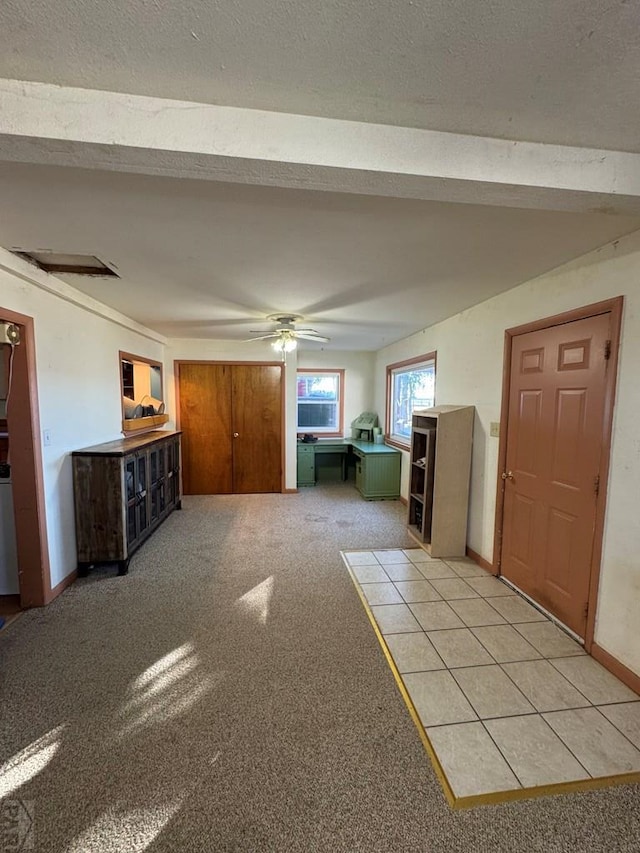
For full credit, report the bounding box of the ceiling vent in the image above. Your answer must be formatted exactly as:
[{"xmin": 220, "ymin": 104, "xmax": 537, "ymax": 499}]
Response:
[{"xmin": 11, "ymin": 250, "xmax": 119, "ymax": 277}]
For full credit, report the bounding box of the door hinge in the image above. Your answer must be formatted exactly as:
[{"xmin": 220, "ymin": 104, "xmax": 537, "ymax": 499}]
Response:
[
  {"xmin": 604, "ymin": 339, "xmax": 612, "ymax": 360},
  {"xmin": 583, "ymin": 601, "xmax": 589, "ymax": 619},
  {"xmin": 594, "ymin": 474, "xmax": 600, "ymax": 496}
]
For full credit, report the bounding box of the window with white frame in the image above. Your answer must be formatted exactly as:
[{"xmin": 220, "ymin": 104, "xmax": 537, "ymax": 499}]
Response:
[
  {"xmin": 297, "ymin": 370, "xmax": 344, "ymax": 435},
  {"xmin": 386, "ymin": 354, "xmax": 436, "ymax": 446}
]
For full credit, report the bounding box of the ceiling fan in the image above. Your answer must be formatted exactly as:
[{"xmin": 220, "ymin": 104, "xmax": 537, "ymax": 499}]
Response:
[{"xmin": 246, "ymin": 314, "xmax": 330, "ymax": 354}]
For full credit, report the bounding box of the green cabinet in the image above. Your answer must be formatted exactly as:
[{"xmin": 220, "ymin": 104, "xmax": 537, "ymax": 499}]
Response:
[
  {"xmin": 297, "ymin": 445, "xmax": 316, "ymax": 486},
  {"xmin": 297, "ymin": 439, "xmax": 401, "ymax": 499},
  {"xmin": 352, "ymin": 442, "xmax": 401, "ymax": 500}
]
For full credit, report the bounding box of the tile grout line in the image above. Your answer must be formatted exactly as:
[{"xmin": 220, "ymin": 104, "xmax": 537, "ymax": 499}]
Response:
[
  {"xmin": 495, "ymin": 659, "xmax": 592, "ymax": 712},
  {"xmin": 544, "ymin": 656, "xmax": 620, "ymax": 703},
  {"xmin": 449, "ymin": 661, "xmax": 535, "ymax": 722},
  {"xmin": 554, "ymin": 705, "xmax": 640, "ymax": 760},
  {"xmin": 343, "ymin": 550, "xmax": 640, "ymax": 807},
  {"xmin": 536, "ymin": 708, "xmax": 607, "ymax": 778},
  {"xmin": 426, "ymin": 628, "xmax": 500, "ymax": 670},
  {"xmin": 479, "ymin": 714, "xmax": 592, "ymax": 788},
  {"xmin": 510, "ymin": 622, "xmax": 587, "ymax": 658}
]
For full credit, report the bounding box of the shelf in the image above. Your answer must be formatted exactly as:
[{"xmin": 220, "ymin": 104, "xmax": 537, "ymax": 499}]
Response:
[
  {"xmin": 408, "ymin": 523, "xmax": 427, "ymax": 541},
  {"xmin": 407, "ymin": 405, "xmax": 474, "ymax": 556},
  {"xmin": 122, "ymin": 414, "xmax": 170, "ymax": 434}
]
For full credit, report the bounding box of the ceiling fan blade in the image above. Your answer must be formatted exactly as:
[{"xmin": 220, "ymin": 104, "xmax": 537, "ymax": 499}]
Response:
[
  {"xmin": 243, "ymin": 333, "xmax": 278, "ymax": 341},
  {"xmin": 295, "ymin": 332, "xmax": 330, "ymax": 342}
]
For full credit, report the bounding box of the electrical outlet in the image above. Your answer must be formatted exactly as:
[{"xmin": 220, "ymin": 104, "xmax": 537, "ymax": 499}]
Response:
[
  {"xmin": 490, "ymin": 422, "xmax": 500, "ymax": 438},
  {"xmin": 43, "ymin": 429, "xmax": 52, "ymax": 446}
]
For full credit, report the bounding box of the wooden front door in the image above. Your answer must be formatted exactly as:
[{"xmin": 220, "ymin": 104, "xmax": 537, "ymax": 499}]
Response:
[
  {"xmin": 178, "ymin": 363, "xmax": 282, "ymax": 495},
  {"xmin": 500, "ymin": 313, "xmax": 610, "ymax": 637}
]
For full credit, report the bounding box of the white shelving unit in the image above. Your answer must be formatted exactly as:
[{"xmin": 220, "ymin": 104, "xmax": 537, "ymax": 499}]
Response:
[{"xmin": 407, "ymin": 405, "xmax": 474, "ymax": 557}]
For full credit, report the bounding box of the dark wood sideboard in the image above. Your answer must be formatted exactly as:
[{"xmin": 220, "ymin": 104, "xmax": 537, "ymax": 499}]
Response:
[{"xmin": 72, "ymin": 430, "xmax": 181, "ymax": 576}]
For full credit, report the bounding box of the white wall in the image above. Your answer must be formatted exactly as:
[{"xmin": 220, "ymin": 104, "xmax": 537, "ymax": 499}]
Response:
[
  {"xmin": 166, "ymin": 341, "xmax": 376, "ymax": 490},
  {"xmin": 0, "ymin": 253, "xmax": 166, "ymax": 588},
  {"xmin": 297, "ymin": 349, "xmax": 377, "ymax": 433},
  {"xmin": 375, "ymin": 229, "xmax": 640, "ymax": 676}
]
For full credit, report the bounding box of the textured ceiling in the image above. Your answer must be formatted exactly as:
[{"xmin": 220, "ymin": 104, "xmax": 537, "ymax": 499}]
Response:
[
  {"xmin": 1, "ymin": 0, "xmax": 639, "ymax": 152},
  {"xmin": 1, "ymin": 163, "xmax": 637, "ymax": 350}
]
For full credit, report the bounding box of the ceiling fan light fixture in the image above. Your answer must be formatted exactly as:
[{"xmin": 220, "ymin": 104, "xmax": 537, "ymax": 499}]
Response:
[
  {"xmin": 245, "ymin": 313, "xmax": 329, "ymax": 352},
  {"xmin": 271, "ymin": 334, "xmax": 297, "ymax": 353}
]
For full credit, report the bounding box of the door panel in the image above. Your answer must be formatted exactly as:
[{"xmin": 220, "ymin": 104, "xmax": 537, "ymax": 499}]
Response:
[
  {"xmin": 552, "ymin": 389, "xmax": 586, "ymax": 489},
  {"xmin": 231, "ymin": 365, "xmax": 282, "ymax": 493},
  {"xmin": 501, "ymin": 313, "xmax": 609, "ymax": 637},
  {"xmin": 510, "ymin": 493, "xmax": 535, "ymax": 570},
  {"xmin": 515, "ymin": 390, "xmax": 542, "ymax": 475},
  {"xmin": 179, "ymin": 363, "xmax": 282, "ymax": 495},
  {"xmin": 179, "ymin": 363, "xmax": 233, "ymax": 494},
  {"xmin": 545, "ymin": 508, "xmax": 576, "ymax": 590}
]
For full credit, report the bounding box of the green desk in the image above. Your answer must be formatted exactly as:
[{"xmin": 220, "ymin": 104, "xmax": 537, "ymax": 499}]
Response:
[{"xmin": 297, "ymin": 439, "xmax": 401, "ymax": 500}]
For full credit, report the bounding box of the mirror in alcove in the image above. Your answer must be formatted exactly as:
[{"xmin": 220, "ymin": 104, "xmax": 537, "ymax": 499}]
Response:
[{"xmin": 119, "ymin": 351, "xmax": 169, "ymax": 433}]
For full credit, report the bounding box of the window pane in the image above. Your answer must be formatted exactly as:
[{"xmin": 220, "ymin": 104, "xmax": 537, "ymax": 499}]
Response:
[
  {"xmin": 297, "ymin": 375, "xmax": 338, "ymax": 402},
  {"xmin": 297, "ymin": 371, "xmax": 341, "ymax": 433},
  {"xmin": 391, "ymin": 364, "xmax": 435, "ymax": 440},
  {"xmin": 298, "ymin": 402, "xmax": 338, "ymax": 429}
]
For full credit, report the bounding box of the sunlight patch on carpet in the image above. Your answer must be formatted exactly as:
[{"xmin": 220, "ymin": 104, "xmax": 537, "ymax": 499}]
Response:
[
  {"xmin": 64, "ymin": 801, "xmax": 183, "ymax": 853},
  {"xmin": 235, "ymin": 576, "xmax": 274, "ymax": 626},
  {"xmin": 116, "ymin": 643, "xmax": 222, "ymax": 738},
  {"xmin": 0, "ymin": 724, "xmax": 66, "ymax": 798}
]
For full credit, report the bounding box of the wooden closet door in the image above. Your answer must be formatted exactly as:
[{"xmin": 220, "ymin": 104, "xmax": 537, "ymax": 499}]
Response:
[
  {"xmin": 231, "ymin": 365, "xmax": 282, "ymax": 493},
  {"xmin": 179, "ymin": 363, "xmax": 233, "ymax": 494}
]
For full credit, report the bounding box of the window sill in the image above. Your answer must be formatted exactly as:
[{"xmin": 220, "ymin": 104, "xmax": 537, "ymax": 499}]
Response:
[{"xmin": 385, "ymin": 436, "xmax": 410, "ymax": 452}]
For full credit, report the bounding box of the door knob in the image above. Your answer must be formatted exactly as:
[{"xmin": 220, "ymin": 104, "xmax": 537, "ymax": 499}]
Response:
[
  {"xmin": 233, "ymin": 432, "xmax": 239, "ymax": 438},
  {"xmin": 501, "ymin": 471, "xmax": 514, "ymax": 481}
]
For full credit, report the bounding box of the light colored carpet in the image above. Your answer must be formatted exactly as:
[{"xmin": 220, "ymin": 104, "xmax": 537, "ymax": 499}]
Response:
[{"xmin": 1, "ymin": 484, "xmax": 639, "ymax": 852}]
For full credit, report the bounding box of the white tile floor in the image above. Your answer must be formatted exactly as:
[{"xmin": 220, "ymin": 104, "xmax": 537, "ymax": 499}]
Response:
[{"xmin": 343, "ymin": 548, "xmax": 640, "ymax": 804}]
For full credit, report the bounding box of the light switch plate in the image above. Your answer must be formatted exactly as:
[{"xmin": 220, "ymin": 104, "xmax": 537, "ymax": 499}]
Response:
[{"xmin": 490, "ymin": 422, "xmax": 500, "ymax": 438}]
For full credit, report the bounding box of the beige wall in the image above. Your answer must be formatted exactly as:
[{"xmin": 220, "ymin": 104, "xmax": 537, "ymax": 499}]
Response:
[{"xmin": 374, "ymin": 229, "xmax": 640, "ymax": 677}]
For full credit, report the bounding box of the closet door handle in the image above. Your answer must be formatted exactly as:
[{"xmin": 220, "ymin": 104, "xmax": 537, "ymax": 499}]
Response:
[{"xmin": 233, "ymin": 432, "xmax": 239, "ymax": 438}]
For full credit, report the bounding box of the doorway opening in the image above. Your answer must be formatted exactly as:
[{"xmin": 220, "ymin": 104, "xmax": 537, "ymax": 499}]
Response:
[
  {"xmin": 0, "ymin": 306, "xmax": 51, "ymax": 612},
  {"xmin": 494, "ymin": 297, "xmax": 622, "ymax": 651}
]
